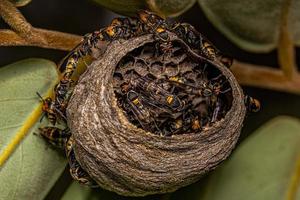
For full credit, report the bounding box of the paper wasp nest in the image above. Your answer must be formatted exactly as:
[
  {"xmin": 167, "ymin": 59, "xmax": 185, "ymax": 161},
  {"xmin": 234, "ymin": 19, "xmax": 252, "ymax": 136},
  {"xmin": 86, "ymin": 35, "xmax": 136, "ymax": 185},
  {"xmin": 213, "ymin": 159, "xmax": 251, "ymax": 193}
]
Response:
[{"xmin": 67, "ymin": 33, "xmax": 246, "ymax": 196}]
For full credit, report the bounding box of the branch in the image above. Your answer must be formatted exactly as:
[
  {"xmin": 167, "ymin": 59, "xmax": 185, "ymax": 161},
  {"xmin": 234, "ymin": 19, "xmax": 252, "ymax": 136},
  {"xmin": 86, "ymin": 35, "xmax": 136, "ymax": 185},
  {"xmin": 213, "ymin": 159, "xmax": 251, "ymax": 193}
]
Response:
[
  {"xmin": 0, "ymin": 29, "xmax": 82, "ymax": 51},
  {"xmin": 0, "ymin": 0, "xmax": 32, "ymax": 35},
  {"xmin": 277, "ymin": 0, "xmax": 297, "ymax": 79},
  {"xmin": 0, "ymin": 0, "xmax": 82, "ymax": 51},
  {"xmin": 231, "ymin": 60, "xmax": 300, "ymax": 95}
]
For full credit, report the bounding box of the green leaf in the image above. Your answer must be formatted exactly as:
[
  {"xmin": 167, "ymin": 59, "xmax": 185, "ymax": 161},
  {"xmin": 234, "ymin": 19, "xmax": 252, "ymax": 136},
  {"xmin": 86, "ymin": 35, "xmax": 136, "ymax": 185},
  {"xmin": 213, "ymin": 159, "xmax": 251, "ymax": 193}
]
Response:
[
  {"xmin": 61, "ymin": 182, "xmax": 125, "ymax": 200},
  {"xmin": 91, "ymin": 0, "xmax": 146, "ymax": 16},
  {"xmin": 146, "ymin": 0, "xmax": 196, "ymax": 17},
  {"xmin": 10, "ymin": 0, "xmax": 31, "ymax": 7},
  {"xmin": 200, "ymin": 116, "xmax": 300, "ymax": 200},
  {"xmin": 62, "ymin": 182, "xmax": 96, "ymax": 200},
  {"xmin": 91, "ymin": 0, "xmax": 195, "ymax": 17},
  {"xmin": 0, "ymin": 58, "xmax": 67, "ymax": 200},
  {"xmin": 198, "ymin": 0, "xmax": 300, "ymax": 52}
]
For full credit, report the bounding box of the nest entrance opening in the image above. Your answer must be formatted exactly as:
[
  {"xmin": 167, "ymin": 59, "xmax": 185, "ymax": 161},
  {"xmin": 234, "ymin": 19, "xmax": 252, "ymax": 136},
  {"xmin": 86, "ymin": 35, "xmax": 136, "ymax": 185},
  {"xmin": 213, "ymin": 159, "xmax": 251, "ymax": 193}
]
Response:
[{"xmin": 113, "ymin": 40, "xmax": 233, "ymax": 136}]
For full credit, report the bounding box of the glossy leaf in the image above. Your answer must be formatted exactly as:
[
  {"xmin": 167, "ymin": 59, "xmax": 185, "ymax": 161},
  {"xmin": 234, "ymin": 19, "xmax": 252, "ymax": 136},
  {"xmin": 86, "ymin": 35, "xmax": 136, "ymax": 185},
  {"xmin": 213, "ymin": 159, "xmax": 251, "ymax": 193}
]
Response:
[
  {"xmin": 146, "ymin": 0, "xmax": 196, "ymax": 17},
  {"xmin": 62, "ymin": 182, "xmax": 169, "ymax": 200},
  {"xmin": 62, "ymin": 182, "xmax": 96, "ymax": 200},
  {"xmin": 0, "ymin": 58, "xmax": 67, "ymax": 200},
  {"xmin": 91, "ymin": 0, "xmax": 195, "ymax": 17},
  {"xmin": 91, "ymin": 0, "xmax": 145, "ymax": 16},
  {"xmin": 198, "ymin": 0, "xmax": 300, "ymax": 52},
  {"xmin": 199, "ymin": 116, "xmax": 300, "ymax": 200},
  {"xmin": 10, "ymin": 0, "xmax": 31, "ymax": 7}
]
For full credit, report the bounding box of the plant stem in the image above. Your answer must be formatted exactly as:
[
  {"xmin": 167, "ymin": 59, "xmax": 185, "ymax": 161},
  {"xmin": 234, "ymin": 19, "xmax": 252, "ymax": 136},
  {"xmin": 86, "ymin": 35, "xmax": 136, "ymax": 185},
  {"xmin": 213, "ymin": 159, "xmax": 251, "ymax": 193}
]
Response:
[
  {"xmin": 0, "ymin": 0, "xmax": 32, "ymax": 35},
  {"xmin": 0, "ymin": 0, "xmax": 82, "ymax": 51},
  {"xmin": 277, "ymin": 0, "xmax": 297, "ymax": 79},
  {"xmin": 231, "ymin": 60, "xmax": 300, "ymax": 95},
  {"xmin": 0, "ymin": 29, "xmax": 82, "ymax": 51}
]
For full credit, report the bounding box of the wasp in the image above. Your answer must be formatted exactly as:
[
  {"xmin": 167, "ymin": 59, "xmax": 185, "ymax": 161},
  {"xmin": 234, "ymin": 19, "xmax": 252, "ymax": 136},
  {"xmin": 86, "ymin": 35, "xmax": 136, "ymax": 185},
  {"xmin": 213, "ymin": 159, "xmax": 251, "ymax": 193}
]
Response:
[
  {"xmin": 170, "ymin": 23, "xmax": 233, "ymax": 68},
  {"xmin": 211, "ymin": 98, "xmax": 222, "ymax": 123},
  {"xmin": 137, "ymin": 10, "xmax": 170, "ymax": 41},
  {"xmin": 160, "ymin": 118, "xmax": 182, "ymax": 136},
  {"xmin": 53, "ymin": 78, "xmax": 75, "ymax": 116},
  {"xmin": 176, "ymin": 109, "xmax": 202, "ymax": 133},
  {"xmin": 65, "ymin": 136, "xmax": 98, "ymax": 187},
  {"xmin": 169, "ymin": 73, "xmax": 231, "ymax": 97},
  {"xmin": 51, "ymin": 22, "xmax": 140, "ymax": 123},
  {"xmin": 38, "ymin": 127, "xmax": 71, "ymax": 148},
  {"xmin": 129, "ymin": 75, "xmax": 185, "ymax": 111},
  {"xmin": 191, "ymin": 117, "xmax": 202, "ymax": 131},
  {"xmin": 125, "ymin": 90, "xmax": 161, "ymax": 133},
  {"xmin": 244, "ymin": 95, "xmax": 261, "ymax": 113},
  {"xmin": 68, "ymin": 149, "xmax": 98, "ymax": 187},
  {"xmin": 36, "ymin": 92, "xmax": 61, "ymax": 125}
]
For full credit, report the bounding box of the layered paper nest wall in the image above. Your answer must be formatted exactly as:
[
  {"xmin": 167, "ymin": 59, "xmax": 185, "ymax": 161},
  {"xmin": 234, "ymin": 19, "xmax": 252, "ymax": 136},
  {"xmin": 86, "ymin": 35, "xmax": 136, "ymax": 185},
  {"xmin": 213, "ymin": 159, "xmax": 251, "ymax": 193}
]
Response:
[{"xmin": 67, "ymin": 33, "xmax": 246, "ymax": 196}]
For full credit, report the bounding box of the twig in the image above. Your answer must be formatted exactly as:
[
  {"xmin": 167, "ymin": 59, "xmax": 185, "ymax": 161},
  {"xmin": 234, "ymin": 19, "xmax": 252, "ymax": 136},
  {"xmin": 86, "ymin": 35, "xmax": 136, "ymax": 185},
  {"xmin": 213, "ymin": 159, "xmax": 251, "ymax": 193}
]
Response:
[
  {"xmin": 0, "ymin": 29, "xmax": 82, "ymax": 51},
  {"xmin": 0, "ymin": 0, "xmax": 32, "ymax": 35},
  {"xmin": 277, "ymin": 0, "xmax": 297, "ymax": 79},
  {"xmin": 231, "ymin": 60, "xmax": 300, "ymax": 95},
  {"xmin": 0, "ymin": 0, "xmax": 82, "ymax": 51}
]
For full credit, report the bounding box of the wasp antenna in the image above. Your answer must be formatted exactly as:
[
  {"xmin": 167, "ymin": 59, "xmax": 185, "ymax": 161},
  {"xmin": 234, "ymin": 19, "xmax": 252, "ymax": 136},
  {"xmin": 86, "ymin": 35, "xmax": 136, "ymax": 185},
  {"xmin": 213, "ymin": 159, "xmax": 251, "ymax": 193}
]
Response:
[{"xmin": 36, "ymin": 92, "xmax": 45, "ymax": 102}]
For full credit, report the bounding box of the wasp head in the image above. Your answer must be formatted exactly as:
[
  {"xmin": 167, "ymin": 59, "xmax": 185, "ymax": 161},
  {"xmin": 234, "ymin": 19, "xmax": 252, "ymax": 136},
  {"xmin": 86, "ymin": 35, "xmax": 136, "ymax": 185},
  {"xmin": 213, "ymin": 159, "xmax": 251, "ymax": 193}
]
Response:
[{"xmin": 138, "ymin": 10, "xmax": 164, "ymax": 27}]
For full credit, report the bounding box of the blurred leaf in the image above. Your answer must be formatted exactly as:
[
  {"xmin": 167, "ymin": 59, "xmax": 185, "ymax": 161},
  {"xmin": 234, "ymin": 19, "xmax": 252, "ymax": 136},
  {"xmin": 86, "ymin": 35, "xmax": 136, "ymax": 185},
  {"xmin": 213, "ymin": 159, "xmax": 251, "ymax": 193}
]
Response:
[
  {"xmin": 198, "ymin": 0, "xmax": 300, "ymax": 52},
  {"xmin": 91, "ymin": 0, "xmax": 195, "ymax": 17},
  {"xmin": 61, "ymin": 182, "xmax": 127, "ymax": 200},
  {"xmin": 91, "ymin": 0, "xmax": 146, "ymax": 16},
  {"xmin": 62, "ymin": 182, "xmax": 173, "ymax": 200},
  {"xmin": 10, "ymin": 0, "xmax": 31, "ymax": 7},
  {"xmin": 199, "ymin": 116, "xmax": 300, "ymax": 200},
  {"xmin": 62, "ymin": 182, "xmax": 97, "ymax": 200},
  {"xmin": 146, "ymin": 0, "xmax": 196, "ymax": 17},
  {"xmin": 0, "ymin": 58, "xmax": 67, "ymax": 200}
]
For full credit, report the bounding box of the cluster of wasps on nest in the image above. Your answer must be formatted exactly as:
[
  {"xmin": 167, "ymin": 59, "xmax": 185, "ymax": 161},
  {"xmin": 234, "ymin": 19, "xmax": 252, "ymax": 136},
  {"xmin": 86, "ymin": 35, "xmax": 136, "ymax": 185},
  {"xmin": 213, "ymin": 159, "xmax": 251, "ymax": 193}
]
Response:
[
  {"xmin": 36, "ymin": 10, "xmax": 261, "ymax": 186},
  {"xmin": 114, "ymin": 41, "xmax": 233, "ymax": 136}
]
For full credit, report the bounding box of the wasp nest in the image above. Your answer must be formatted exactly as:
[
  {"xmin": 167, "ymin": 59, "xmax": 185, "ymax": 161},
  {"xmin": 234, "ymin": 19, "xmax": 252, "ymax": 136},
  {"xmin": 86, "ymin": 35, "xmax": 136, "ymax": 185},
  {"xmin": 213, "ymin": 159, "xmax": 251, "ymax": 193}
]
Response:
[{"xmin": 67, "ymin": 33, "xmax": 246, "ymax": 196}]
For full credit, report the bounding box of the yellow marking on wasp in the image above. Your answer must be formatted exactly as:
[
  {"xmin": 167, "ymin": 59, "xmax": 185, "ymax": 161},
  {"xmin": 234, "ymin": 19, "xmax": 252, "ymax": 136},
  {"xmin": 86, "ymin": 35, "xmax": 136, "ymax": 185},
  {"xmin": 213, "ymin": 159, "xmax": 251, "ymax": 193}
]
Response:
[
  {"xmin": 0, "ymin": 89, "xmax": 53, "ymax": 167},
  {"xmin": 139, "ymin": 12, "xmax": 148, "ymax": 23},
  {"xmin": 156, "ymin": 27, "xmax": 165, "ymax": 33},
  {"xmin": 111, "ymin": 18, "xmax": 122, "ymax": 26},
  {"xmin": 166, "ymin": 96, "xmax": 174, "ymax": 105},
  {"xmin": 192, "ymin": 119, "xmax": 201, "ymax": 130},
  {"xmin": 132, "ymin": 98, "xmax": 140, "ymax": 105},
  {"xmin": 203, "ymin": 42, "xmax": 216, "ymax": 57},
  {"xmin": 169, "ymin": 76, "xmax": 183, "ymax": 83},
  {"xmin": 175, "ymin": 119, "xmax": 182, "ymax": 129},
  {"xmin": 106, "ymin": 26, "xmax": 115, "ymax": 37},
  {"xmin": 251, "ymin": 98, "xmax": 261, "ymax": 112}
]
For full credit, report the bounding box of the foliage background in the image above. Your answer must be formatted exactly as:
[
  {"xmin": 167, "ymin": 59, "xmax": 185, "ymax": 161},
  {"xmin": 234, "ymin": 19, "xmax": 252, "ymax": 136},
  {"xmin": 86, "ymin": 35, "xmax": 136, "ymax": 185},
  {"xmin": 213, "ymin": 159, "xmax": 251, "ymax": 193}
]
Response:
[{"xmin": 0, "ymin": 0, "xmax": 300, "ymax": 199}]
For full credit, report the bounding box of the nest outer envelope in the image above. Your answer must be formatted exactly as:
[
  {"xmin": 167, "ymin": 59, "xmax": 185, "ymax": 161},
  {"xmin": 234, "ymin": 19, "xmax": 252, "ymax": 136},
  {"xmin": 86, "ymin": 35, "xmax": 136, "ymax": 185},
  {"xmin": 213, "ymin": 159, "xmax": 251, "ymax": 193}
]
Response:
[{"xmin": 67, "ymin": 33, "xmax": 246, "ymax": 196}]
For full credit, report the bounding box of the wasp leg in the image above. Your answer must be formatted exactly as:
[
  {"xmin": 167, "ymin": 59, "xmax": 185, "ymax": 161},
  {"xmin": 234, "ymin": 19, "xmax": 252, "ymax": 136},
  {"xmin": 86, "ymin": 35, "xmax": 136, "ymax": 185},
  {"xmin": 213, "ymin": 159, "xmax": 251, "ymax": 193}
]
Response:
[
  {"xmin": 38, "ymin": 127, "xmax": 70, "ymax": 148},
  {"xmin": 65, "ymin": 136, "xmax": 98, "ymax": 187},
  {"xmin": 170, "ymin": 22, "xmax": 233, "ymax": 68}
]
